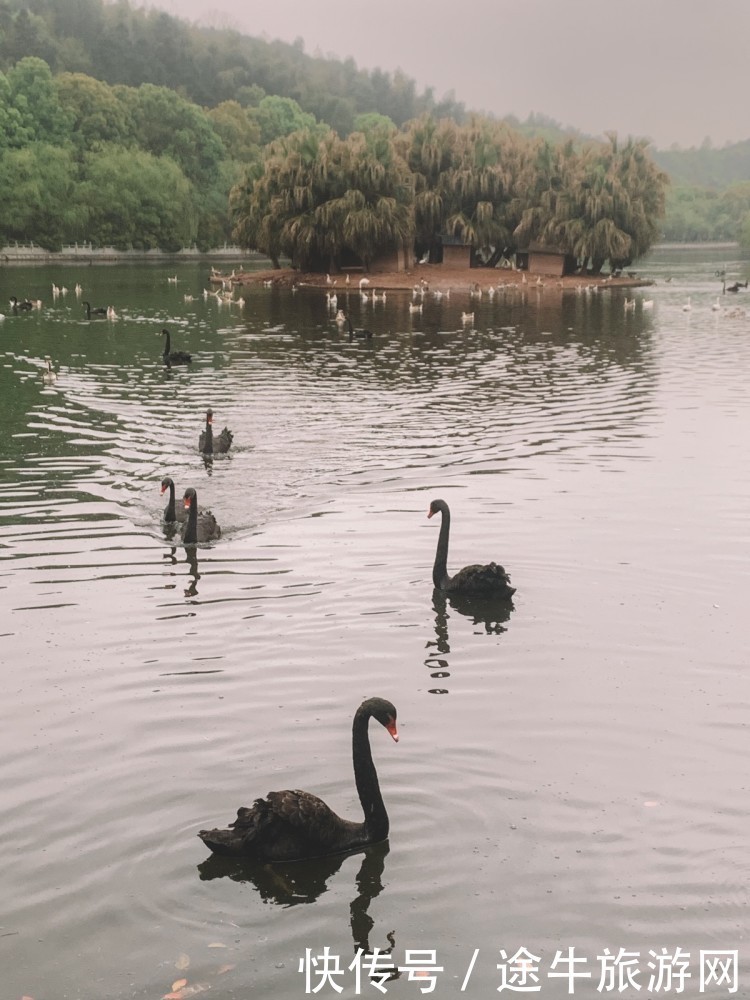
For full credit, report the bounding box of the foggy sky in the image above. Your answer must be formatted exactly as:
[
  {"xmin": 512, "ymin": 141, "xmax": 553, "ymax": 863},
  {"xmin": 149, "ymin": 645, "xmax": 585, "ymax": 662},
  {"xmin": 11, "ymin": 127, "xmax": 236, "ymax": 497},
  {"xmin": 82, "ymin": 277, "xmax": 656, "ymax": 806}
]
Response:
[{"xmin": 142, "ymin": 0, "xmax": 749, "ymax": 149}]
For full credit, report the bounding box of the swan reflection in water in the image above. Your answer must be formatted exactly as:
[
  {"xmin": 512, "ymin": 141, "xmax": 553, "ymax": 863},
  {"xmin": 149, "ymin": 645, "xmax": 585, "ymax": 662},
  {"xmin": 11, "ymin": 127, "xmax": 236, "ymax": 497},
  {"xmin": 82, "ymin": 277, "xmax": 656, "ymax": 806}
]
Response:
[
  {"xmin": 161, "ymin": 545, "xmax": 201, "ymax": 597},
  {"xmin": 425, "ymin": 591, "xmax": 515, "ymax": 693},
  {"xmin": 198, "ymin": 842, "xmax": 399, "ymax": 978}
]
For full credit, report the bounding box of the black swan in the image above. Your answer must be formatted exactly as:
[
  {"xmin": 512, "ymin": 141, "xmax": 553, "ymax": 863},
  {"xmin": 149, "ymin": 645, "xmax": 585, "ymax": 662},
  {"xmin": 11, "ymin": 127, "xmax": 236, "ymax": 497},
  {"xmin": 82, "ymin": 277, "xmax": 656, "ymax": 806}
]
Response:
[
  {"xmin": 160, "ymin": 327, "xmax": 192, "ymax": 365},
  {"xmin": 10, "ymin": 296, "xmax": 33, "ymax": 312},
  {"xmin": 346, "ymin": 316, "xmax": 373, "ymax": 340},
  {"xmin": 82, "ymin": 301, "xmax": 107, "ymax": 318},
  {"xmin": 427, "ymin": 498, "xmax": 515, "ymax": 600},
  {"xmin": 181, "ymin": 487, "xmax": 221, "ymax": 544},
  {"xmin": 198, "ymin": 697, "xmax": 399, "ymax": 861},
  {"xmin": 199, "ymin": 408, "xmax": 233, "ymax": 454},
  {"xmin": 160, "ymin": 476, "xmax": 187, "ymax": 523}
]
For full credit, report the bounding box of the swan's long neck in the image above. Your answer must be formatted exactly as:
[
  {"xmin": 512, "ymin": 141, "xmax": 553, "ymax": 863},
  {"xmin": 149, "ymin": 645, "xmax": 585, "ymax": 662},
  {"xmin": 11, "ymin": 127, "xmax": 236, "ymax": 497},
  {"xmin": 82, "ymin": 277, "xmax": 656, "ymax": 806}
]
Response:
[
  {"xmin": 183, "ymin": 497, "xmax": 197, "ymax": 544},
  {"xmin": 352, "ymin": 707, "xmax": 388, "ymax": 841},
  {"xmin": 163, "ymin": 331, "xmax": 171, "ymax": 354},
  {"xmin": 432, "ymin": 505, "xmax": 451, "ymax": 589},
  {"xmin": 164, "ymin": 481, "xmax": 176, "ymax": 520},
  {"xmin": 204, "ymin": 419, "xmax": 213, "ymax": 453}
]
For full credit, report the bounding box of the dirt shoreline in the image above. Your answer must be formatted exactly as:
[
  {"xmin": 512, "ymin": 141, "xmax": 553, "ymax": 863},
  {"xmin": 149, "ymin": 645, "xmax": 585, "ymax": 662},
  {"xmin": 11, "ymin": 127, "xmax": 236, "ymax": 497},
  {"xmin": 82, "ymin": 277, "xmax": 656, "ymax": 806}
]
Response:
[{"xmin": 226, "ymin": 263, "xmax": 652, "ymax": 293}]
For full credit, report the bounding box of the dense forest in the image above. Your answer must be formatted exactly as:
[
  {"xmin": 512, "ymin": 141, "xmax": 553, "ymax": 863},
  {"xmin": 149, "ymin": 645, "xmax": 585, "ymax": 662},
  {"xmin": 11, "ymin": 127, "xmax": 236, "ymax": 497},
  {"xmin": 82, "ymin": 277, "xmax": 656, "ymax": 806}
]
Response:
[
  {"xmin": 0, "ymin": 0, "xmax": 743, "ymax": 257},
  {"xmin": 0, "ymin": 0, "xmax": 465, "ymax": 134}
]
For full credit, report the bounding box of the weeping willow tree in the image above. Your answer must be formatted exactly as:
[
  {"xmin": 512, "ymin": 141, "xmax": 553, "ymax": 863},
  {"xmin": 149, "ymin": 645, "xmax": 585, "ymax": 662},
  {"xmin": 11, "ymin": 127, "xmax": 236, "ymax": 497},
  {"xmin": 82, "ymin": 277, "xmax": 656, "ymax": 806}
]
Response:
[
  {"xmin": 514, "ymin": 133, "xmax": 668, "ymax": 273},
  {"xmin": 232, "ymin": 125, "xmax": 413, "ymax": 270},
  {"xmin": 233, "ymin": 117, "xmax": 667, "ymax": 273}
]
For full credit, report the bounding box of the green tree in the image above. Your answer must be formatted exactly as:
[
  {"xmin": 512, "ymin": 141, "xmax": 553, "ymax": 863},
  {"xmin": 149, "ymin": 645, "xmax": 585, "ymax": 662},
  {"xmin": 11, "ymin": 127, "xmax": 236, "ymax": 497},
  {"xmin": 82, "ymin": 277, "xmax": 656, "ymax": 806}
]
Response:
[
  {"xmin": 207, "ymin": 100, "xmax": 261, "ymax": 163},
  {"xmin": 232, "ymin": 126, "xmax": 413, "ymax": 271},
  {"xmin": 250, "ymin": 95, "xmax": 318, "ymax": 145},
  {"xmin": 56, "ymin": 72, "xmax": 134, "ymax": 151},
  {"xmin": 6, "ymin": 56, "xmax": 73, "ymax": 145},
  {"xmin": 78, "ymin": 145, "xmax": 196, "ymax": 250},
  {"xmin": 119, "ymin": 82, "xmax": 226, "ymax": 187},
  {"xmin": 0, "ymin": 143, "xmax": 82, "ymax": 249}
]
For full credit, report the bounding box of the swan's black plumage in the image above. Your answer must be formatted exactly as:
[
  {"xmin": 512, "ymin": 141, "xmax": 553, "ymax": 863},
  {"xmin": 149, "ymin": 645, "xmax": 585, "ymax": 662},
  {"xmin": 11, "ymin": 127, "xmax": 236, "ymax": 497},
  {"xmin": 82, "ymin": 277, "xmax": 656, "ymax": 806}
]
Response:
[
  {"xmin": 181, "ymin": 487, "xmax": 221, "ymax": 544},
  {"xmin": 160, "ymin": 328, "xmax": 192, "ymax": 365},
  {"xmin": 427, "ymin": 498, "xmax": 515, "ymax": 600},
  {"xmin": 82, "ymin": 301, "xmax": 107, "ymax": 318},
  {"xmin": 346, "ymin": 316, "xmax": 373, "ymax": 340},
  {"xmin": 199, "ymin": 408, "xmax": 233, "ymax": 454},
  {"xmin": 198, "ymin": 697, "xmax": 398, "ymax": 861},
  {"xmin": 10, "ymin": 296, "xmax": 33, "ymax": 312},
  {"xmin": 160, "ymin": 476, "xmax": 187, "ymax": 523}
]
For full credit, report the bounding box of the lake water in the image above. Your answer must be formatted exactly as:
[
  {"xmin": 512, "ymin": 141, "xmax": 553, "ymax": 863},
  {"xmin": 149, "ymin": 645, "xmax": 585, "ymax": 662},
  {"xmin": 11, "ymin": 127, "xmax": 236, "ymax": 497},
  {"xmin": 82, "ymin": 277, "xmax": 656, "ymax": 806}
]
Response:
[{"xmin": 2, "ymin": 246, "xmax": 749, "ymax": 999}]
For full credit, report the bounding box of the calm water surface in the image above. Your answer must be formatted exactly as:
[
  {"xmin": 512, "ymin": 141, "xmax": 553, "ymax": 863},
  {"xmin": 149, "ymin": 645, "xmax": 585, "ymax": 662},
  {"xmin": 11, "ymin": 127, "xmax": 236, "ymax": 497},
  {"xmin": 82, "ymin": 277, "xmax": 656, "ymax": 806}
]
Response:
[{"xmin": 1, "ymin": 247, "xmax": 749, "ymax": 999}]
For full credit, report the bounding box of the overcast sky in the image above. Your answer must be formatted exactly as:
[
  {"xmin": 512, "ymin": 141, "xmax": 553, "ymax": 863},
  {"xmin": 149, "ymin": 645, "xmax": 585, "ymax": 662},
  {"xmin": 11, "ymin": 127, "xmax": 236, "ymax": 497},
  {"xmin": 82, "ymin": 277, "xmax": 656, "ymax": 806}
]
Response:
[{"xmin": 143, "ymin": 0, "xmax": 748, "ymax": 149}]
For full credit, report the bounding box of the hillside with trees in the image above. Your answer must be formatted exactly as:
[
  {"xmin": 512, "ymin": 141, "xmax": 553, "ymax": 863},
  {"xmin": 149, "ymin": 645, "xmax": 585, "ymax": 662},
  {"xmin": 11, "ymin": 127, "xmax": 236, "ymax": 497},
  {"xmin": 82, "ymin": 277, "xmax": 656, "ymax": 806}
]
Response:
[
  {"xmin": 0, "ymin": 0, "xmax": 465, "ymax": 135},
  {"xmin": 0, "ymin": 0, "xmax": 674, "ymax": 265}
]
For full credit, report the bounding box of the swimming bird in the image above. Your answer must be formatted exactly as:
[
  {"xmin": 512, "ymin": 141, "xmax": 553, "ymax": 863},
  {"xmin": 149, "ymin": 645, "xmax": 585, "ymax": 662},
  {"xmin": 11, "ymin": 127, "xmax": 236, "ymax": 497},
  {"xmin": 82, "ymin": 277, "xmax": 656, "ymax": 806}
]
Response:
[
  {"xmin": 408, "ymin": 302, "xmax": 423, "ymax": 315},
  {"xmin": 682, "ymin": 298, "xmax": 692, "ymax": 312},
  {"xmin": 335, "ymin": 309, "xmax": 347, "ymax": 328},
  {"xmin": 461, "ymin": 311, "xmax": 474, "ymax": 325},
  {"xmin": 623, "ymin": 298, "xmax": 636, "ymax": 312},
  {"xmin": 10, "ymin": 296, "xmax": 33, "ymax": 312},
  {"xmin": 359, "ymin": 277, "xmax": 370, "ymax": 290},
  {"xmin": 642, "ymin": 299, "xmax": 654, "ymax": 310},
  {"xmin": 159, "ymin": 328, "xmax": 192, "ymax": 365},
  {"xmin": 82, "ymin": 301, "xmax": 107, "ymax": 319},
  {"xmin": 160, "ymin": 476, "xmax": 187, "ymax": 523},
  {"xmin": 42, "ymin": 357, "xmax": 57, "ymax": 385},
  {"xmin": 346, "ymin": 316, "xmax": 373, "ymax": 340},
  {"xmin": 198, "ymin": 408, "xmax": 233, "ymax": 455},
  {"xmin": 198, "ymin": 697, "xmax": 398, "ymax": 861},
  {"xmin": 712, "ymin": 297, "xmax": 722, "ymax": 312},
  {"xmin": 427, "ymin": 498, "xmax": 515, "ymax": 600},
  {"xmin": 106, "ymin": 306, "xmax": 117, "ymax": 320},
  {"xmin": 181, "ymin": 487, "xmax": 221, "ymax": 544}
]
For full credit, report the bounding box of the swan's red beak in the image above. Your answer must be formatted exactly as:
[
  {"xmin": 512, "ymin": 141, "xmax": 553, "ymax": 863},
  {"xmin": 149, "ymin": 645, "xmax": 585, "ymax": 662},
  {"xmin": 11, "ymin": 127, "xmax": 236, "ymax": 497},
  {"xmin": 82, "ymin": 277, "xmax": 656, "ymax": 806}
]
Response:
[
  {"xmin": 386, "ymin": 719, "xmax": 399, "ymax": 742},
  {"xmin": 184, "ymin": 497, "xmax": 192, "ymax": 510},
  {"xmin": 427, "ymin": 508, "xmax": 435, "ymax": 519},
  {"xmin": 160, "ymin": 485, "xmax": 166, "ymax": 494}
]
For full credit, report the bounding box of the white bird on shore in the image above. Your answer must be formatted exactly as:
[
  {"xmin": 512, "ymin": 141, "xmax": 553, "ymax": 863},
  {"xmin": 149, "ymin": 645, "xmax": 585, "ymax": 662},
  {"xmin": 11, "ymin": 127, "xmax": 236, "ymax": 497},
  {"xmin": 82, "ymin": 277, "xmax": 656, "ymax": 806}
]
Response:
[{"xmin": 359, "ymin": 277, "xmax": 370, "ymax": 290}]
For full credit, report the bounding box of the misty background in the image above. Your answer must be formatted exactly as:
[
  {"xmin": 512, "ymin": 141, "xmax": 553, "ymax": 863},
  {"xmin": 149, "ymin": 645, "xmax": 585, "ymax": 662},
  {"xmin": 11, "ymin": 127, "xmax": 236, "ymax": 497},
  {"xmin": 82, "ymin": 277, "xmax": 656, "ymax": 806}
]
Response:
[{"xmin": 143, "ymin": 0, "xmax": 750, "ymax": 150}]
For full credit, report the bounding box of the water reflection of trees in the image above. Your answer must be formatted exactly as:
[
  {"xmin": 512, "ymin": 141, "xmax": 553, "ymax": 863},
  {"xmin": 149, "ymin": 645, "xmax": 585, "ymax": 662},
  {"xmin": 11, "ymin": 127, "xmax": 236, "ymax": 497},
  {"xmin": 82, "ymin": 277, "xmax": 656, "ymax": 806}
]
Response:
[
  {"xmin": 425, "ymin": 591, "xmax": 514, "ymax": 694},
  {"xmin": 198, "ymin": 842, "xmax": 398, "ymax": 972}
]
